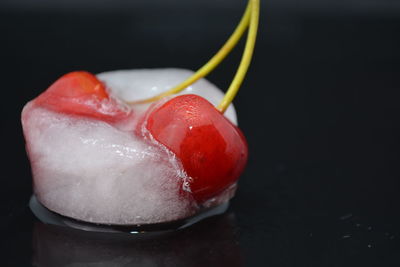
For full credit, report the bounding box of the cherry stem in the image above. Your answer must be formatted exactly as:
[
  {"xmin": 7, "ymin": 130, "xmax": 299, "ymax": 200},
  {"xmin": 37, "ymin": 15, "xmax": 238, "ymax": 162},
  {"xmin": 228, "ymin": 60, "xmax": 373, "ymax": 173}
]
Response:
[
  {"xmin": 127, "ymin": 1, "xmax": 252, "ymax": 105},
  {"xmin": 218, "ymin": 0, "xmax": 260, "ymax": 113}
]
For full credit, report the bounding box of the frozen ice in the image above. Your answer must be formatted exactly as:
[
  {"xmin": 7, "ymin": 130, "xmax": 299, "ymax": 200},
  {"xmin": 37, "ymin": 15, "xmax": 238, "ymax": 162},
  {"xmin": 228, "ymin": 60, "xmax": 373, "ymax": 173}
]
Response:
[
  {"xmin": 22, "ymin": 105, "xmax": 197, "ymax": 225},
  {"xmin": 22, "ymin": 68, "xmax": 238, "ymax": 225},
  {"xmin": 97, "ymin": 68, "xmax": 238, "ymax": 125}
]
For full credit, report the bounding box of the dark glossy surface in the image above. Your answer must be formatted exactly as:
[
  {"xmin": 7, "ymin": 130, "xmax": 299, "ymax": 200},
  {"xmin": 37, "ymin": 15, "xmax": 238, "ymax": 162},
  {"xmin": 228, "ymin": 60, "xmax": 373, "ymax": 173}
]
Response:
[{"xmin": 1, "ymin": 0, "xmax": 400, "ymax": 266}]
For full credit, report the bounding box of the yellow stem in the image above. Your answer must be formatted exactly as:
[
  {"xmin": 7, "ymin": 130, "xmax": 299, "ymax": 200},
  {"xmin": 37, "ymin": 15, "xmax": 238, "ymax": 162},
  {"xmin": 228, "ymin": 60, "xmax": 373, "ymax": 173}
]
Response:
[
  {"xmin": 218, "ymin": 0, "xmax": 260, "ymax": 113},
  {"xmin": 128, "ymin": 1, "xmax": 252, "ymax": 104}
]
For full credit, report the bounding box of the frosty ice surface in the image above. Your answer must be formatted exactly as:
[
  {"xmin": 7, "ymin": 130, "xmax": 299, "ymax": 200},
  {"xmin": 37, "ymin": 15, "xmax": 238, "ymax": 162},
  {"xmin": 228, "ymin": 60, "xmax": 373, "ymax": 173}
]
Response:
[{"xmin": 22, "ymin": 69, "xmax": 239, "ymax": 225}]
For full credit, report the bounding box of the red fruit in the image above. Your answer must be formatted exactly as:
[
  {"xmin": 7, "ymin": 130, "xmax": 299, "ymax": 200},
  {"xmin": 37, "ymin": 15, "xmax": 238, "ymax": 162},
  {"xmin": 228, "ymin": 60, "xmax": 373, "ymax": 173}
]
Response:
[
  {"xmin": 35, "ymin": 71, "xmax": 128, "ymax": 122},
  {"xmin": 145, "ymin": 94, "xmax": 248, "ymax": 203}
]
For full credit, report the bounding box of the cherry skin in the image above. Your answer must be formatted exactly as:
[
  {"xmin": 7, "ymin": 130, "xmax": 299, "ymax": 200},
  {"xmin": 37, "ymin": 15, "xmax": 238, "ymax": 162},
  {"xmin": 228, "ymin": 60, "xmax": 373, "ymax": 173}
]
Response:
[
  {"xmin": 145, "ymin": 94, "xmax": 248, "ymax": 203},
  {"xmin": 35, "ymin": 71, "xmax": 128, "ymax": 122}
]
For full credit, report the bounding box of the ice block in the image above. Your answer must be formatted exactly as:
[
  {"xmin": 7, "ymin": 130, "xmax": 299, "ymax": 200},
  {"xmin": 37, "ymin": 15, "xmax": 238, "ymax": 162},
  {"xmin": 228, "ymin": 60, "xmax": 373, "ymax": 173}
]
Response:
[{"xmin": 22, "ymin": 69, "xmax": 247, "ymax": 225}]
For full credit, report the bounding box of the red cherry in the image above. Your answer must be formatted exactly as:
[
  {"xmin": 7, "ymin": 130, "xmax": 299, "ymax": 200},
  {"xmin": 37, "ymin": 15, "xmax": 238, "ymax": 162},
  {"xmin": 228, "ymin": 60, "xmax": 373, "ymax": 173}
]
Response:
[
  {"xmin": 145, "ymin": 94, "xmax": 248, "ymax": 203},
  {"xmin": 35, "ymin": 71, "xmax": 128, "ymax": 122}
]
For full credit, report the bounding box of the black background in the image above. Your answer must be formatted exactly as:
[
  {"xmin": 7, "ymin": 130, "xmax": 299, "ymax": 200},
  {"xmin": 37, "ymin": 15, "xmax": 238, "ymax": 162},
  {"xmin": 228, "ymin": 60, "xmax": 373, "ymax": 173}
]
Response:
[{"xmin": 1, "ymin": 0, "xmax": 400, "ymax": 266}]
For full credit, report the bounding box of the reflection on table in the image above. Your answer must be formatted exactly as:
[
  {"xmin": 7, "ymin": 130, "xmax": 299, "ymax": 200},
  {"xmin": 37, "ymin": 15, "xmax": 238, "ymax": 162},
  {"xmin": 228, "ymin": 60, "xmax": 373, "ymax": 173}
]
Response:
[{"xmin": 32, "ymin": 212, "xmax": 243, "ymax": 267}]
